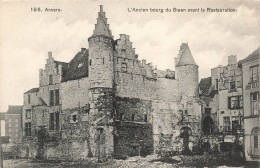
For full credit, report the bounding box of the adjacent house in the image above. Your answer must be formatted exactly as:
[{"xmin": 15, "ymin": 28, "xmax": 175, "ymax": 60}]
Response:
[{"xmin": 240, "ymin": 47, "xmax": 260, "ymax": 162}]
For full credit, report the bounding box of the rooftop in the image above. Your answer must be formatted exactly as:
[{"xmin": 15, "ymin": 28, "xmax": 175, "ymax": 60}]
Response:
[{"xmin": 6, "ymin": 105, "xmax": 23, "ymax": 115}]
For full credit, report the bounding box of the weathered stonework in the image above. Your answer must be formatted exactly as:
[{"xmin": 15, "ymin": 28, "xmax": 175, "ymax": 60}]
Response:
[{"xmin": 22, "ymin": 5, "xmax": 202, "ymax": 160}]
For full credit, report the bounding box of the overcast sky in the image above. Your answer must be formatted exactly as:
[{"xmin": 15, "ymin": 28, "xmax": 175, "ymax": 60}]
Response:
[{"xmin": 0, "ymin": 0, "xmax": 260, "ymax": 112}]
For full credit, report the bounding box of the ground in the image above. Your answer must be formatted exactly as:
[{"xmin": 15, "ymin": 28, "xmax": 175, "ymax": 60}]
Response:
[{"xmin": 4, "ymin": 152, "xmax": 260, "ymax": 168}]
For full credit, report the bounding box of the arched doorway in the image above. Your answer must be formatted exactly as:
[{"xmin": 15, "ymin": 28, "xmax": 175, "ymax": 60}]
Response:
[
  {"xmin": 180, "ymin": 127, "xmax": 192, "ymax": 153},
  {"xmin": 251, "ymin": 127, "xmax": 260, "ymax": 156},
  {"xmin": 202, "ymin": 116, "xmax": 214, "ymax": 135}
]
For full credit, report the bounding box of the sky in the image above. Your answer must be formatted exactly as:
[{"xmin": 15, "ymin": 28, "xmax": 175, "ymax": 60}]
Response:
[{"xmin": 0, "ymin": 0, "xmax": 260, "ymax": 112}]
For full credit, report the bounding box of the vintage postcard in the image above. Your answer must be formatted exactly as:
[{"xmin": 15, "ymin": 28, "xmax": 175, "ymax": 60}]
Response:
[{"xmin": 0, "ymin": 0, "xmax": 260, "ymax": 167}]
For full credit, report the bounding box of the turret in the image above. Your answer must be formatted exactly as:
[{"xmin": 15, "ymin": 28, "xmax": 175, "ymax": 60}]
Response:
[
  {"xmin": 175, "ymin": 43, "xmax": 199, "ymax": 99},
  {"xmin": 88, "ymin": 5, "xmax": 114, "ymax": 89}
]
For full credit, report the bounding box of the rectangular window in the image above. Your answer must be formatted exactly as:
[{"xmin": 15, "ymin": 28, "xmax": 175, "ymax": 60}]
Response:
[
  {"xmin": 49, "ymin": 113, "xmax": 55, "ymax": 130},
  {"xmin": 49, "ymin": 75, "xmax": 53, "ymax": 85},
  {"xmin": 228, "ymin": 96, "xmax": 243, "ymax": 109},
  {"xmin": 239, "ymin": 96, "xmax": 243, "ymax": 108},
  {"xmin": 254, "ymin": 136, "xmax": 258, "ymax": 148},
  {"xmin": 119, "ymin": 113, "xmax": 124, "ymax": 121},
  {"xmin": 131, "ymin": 114, "xmax": 135, "ymax": 121},
  {"xmin": 25, "ymin": 122, "xmax": 31, "ymax": 136},
  {"xmin": 250, "ymin": 65, "xmax": 260, "ymax": 82},
  {"xmin": 56, "ymin": 112, "xmax": 59, "ymax": 130},
  {"xmin": 55, "ymin": 90, "xmax": 59, "ymax": 105},
  {"xmin": 26, "ymin": 109, "xmax": 31, "ymax": 119},
  {"xmin": 223, "ymin": 116, "xmax": 230, "ymax": 131},
  {"xmin": 50, "ymin": 90, "xmax": 54, "ymax": 106},
  {"xmin": 230, "ymin": 69, "xmax": 235, "ymax": 76},
  {"xmin": 28, "ymin": 95, "xmax": 31, "ymax": 104},
  {"xmin": 251, "ymin": 92, "xmax": 260, "ymax": 115},
  {"xmin": 50, "ymin": 90, "xmax": 59, "ymax": 106},
  {"xmin": 121, "ymin": 63, "xmax": 127, "ymax": 72},
  {"xmin": 230, "ymin": 81, "xmax": 236, "ymax": 91},
  {"xmin": 144, "ymin": 114, "xmax": 148, "ymax": 122}
]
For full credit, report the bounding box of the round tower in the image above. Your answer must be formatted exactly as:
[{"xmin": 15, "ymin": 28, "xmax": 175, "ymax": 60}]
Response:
[
  {"xmin": 175, "ymin": 43, "xmax": 199, "ymax": 99},
  {"xmin": 88, "ymin": 5, "xmax": 114, "ymax": 89},
  {"xmin": 88, "ymin": 5, "xmax": 114, "ymax": 161}
]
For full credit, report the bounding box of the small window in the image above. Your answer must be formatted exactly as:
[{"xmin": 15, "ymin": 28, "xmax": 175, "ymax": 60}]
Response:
[
  {"xmin": 223, "ymin": 116, "xmax": 230, "ymax": 131},
  {"xmin": 70, "ymin": 113, "xmax": 78, "ymax": 123},
  {"xmin": 230, "ymin": 69, "xmax": 235, "ymax": 76},
  {"xmin": 89, "ymin": 59, "xmax": 92, "ymax": 66},
  {"xmin": 56, "ymin": 112, "xmax": 59, "ymax": 130},
  {"xmin": 28, "ymin": 95, "xmax": 31, "ymax": 104},
  {"xmin": 49, "ymin": 75, "xmax": 53, "ymax": 85},
  {"xmin": 230, "ymin": 82, "xmax": 236, "ymax": 90},
  {"xmin": 131, "ymin": 114, "xmax": 135, "ymax": 121},
  {"xmin": 121, "ymin": 63, "xmax": 127, "ymax": 72},
  {"xmin": 144, "ymin": 114, "xmax": 147, "ymax": 122},
  {"xmin": 25, "ymin": 122, "xmax": 31, "ymax": 136},
  {"xmin": 254, "ymin": 136, "xmax": 258, "ymax": 148},
  {"xmin": 119, "ymin": 113, "xmax": 124, "ymax": 121},
  {"xmin": 49, "ymin": 113, "xmax": 55, "ymax": 130},
  {"xmin": 221, "ymin": 111, "xmax": 224, "ymax": 114},
  {"xmin": 102, "ymin": 58, "xmax": 104, "ymax": 64},
  {"xmin": 26, "ymin": 109, "xmax": 31, "ymax": 119}
]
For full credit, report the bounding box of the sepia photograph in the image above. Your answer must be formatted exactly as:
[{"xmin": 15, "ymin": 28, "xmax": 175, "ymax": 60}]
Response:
[{"xmin": 0, "ymin": 0, "xmax": 260, "ymax": 167}]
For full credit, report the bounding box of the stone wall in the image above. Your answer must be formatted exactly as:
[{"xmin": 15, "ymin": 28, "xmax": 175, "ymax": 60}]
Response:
[{"xmin": 60, "ymin": 78, "xmax": 90, "ymax": 109}]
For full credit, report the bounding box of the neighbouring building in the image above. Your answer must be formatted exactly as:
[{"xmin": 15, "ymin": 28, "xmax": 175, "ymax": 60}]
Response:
[
  {"xmin": 4, "ymin": 105, "xmax": 23, "ymax": 143},
  {"xmin": 200, "ymin": 55, "xmax": 243, "ymax": 136},
  {"xmin": 22, "ymin": 5, "xmax": 201, "ymax": 160},
  {"xmin": 212, "ymin": 55, "xmax": 243, "ymax": 137},
  {"xmin": 240, "ymin": 47, "xmax": 260, "ymax": 162}
]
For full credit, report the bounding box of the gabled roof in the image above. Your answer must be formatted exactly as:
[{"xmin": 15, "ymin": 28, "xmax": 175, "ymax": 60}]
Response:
[
  {"xmin": 91, "ymin": 5, "xmax": 112, "ymax": 38},
  {"xmin": 62, "ymin": 48, "xmax": 89, "ymax": 82},
  {"xmin": 6, "ymin": 105, "xmax": 22, "ymax": 115},
  {"xmin": 24, "ymin": 88, "xmax": 39, "ymax": 94},
  {"xmin": 240, "ymin": 47, "xmax": 260, "ymax": 64},
  {"xmin": 176, "ymin": 43, "xmax": 197, "ymax": 67}
]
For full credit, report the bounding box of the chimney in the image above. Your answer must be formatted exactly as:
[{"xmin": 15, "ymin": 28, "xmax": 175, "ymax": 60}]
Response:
[
  {"xmin": 228, "ymin": 55, "xmax": 237, "ymax": 65},
  {"xmin": 142, "ymin": 59, "xmax": 146, "ymax": 67},
  {"xmin": 100, "ymin": 5, "xmax": 103, "ymax": 12},
  {"xmin": 48, "ymin": 51, "xmax": 52, "ymax": 59}
]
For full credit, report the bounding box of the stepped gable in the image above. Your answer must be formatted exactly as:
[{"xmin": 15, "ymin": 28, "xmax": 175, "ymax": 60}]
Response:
[
  {"xmin": 92, "ymin": 5, "xmax": 112, "ymax": 37},
  {"xmin": 176, "ymin": 43, "xmax": 197, "ymax": 67},
  {"xmin": 62, "ymin": 48, "xmax": 89, "ymax": 82}
]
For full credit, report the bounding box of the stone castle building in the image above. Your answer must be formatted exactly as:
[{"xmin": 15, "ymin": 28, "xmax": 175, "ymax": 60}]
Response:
[{"xmin": 22, "ymin": 5, "xmax": 201, "ymax": 160}]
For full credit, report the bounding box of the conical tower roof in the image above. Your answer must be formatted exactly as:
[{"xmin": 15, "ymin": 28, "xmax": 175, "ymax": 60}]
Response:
[
  {"xmin": 92, "ymin": 5, "xmax": 112, "ymax": 38},
  {"xmin": 176, "ymin": 43, "xmax": 197, "ymax": 67}
]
